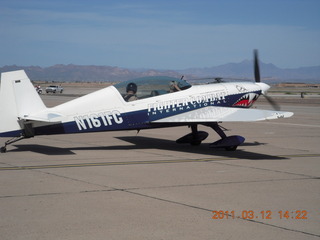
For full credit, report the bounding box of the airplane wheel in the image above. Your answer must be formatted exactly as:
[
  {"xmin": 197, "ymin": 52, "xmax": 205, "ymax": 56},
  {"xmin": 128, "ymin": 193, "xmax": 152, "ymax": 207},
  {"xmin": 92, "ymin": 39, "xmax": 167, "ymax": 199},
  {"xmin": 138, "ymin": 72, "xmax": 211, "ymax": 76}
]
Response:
[
  {"xmin": 1, "ymin": 147, "xmax": 6, "ymax": 153},
  {"xmin": 190, "ymin": 140, "xmax": 201, "ymax": 146},
  {"xmin": 225, "ymin": 146, "xmax": 237, "ymax": 151},
  {"xmin": 176, "ymin": 131, "xmax": 208, "ymax": 145}
]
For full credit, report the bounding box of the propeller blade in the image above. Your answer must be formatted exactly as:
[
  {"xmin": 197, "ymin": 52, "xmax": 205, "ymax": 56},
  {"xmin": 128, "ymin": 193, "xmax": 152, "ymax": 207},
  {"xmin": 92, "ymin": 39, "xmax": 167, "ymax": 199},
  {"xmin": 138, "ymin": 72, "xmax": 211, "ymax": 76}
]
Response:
[
  {"xmin": 254, "ymin": 49, "xmax": 261, "ymax": 83},
  {"xmin": 253, "ymin": 50, "xmax": 281, "ymax": 111},
  {"xmin": 264, "ymin": 95, "xmax": 281, "ymax": 111}
]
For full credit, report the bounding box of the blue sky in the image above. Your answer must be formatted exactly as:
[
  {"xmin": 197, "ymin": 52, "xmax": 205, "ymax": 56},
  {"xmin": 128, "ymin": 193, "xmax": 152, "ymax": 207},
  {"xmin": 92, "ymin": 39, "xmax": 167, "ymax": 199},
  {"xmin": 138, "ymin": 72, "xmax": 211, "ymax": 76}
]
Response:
[{"xmin": 1, "ymin": 0, "xmax": 319, "ymax": 69}]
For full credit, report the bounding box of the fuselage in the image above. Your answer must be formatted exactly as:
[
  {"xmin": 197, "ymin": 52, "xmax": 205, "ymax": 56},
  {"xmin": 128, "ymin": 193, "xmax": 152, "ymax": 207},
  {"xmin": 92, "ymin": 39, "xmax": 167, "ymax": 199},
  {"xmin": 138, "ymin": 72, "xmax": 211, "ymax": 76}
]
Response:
[{"xmin": 30, "ymin": 80, "xmax": 263, "ymax": 136}]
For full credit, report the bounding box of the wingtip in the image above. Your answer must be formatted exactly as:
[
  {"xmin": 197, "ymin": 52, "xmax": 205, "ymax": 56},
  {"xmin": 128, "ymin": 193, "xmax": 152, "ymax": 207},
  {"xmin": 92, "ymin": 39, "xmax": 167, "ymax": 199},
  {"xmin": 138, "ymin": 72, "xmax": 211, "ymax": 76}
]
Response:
[{"xmin": 267, "ymin": 111, "xmax": 294, "ymax": 120}]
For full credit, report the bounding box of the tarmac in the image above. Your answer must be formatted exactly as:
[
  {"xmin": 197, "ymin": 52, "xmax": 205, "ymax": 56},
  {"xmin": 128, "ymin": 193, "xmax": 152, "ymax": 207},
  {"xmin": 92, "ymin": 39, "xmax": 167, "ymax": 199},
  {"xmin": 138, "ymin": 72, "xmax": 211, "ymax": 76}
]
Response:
[{"xmin": 0, "ymin": 91, "xmax": 319, "ymax": 240}]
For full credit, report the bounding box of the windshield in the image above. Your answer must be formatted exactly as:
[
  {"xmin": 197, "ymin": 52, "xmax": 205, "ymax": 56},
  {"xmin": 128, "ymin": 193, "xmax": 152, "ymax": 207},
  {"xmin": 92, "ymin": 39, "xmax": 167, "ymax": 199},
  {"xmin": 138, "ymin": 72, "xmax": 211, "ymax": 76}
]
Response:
[{"xmin": 113, "ymin": 76, "xmax": 191, "ymax": 101}]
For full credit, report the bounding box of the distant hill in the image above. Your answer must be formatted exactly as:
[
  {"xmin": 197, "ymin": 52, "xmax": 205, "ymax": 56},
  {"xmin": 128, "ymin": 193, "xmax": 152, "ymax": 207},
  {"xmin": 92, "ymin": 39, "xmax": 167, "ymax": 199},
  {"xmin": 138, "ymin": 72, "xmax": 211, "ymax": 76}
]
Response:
[
  {"xmin": 179, "ymin": 60, "xmax": 320, "ymax": 83},
  {"xmin": 1, "ymin": 61, "xmax": 319, "ymax": 83},
  {"xmin": 0, "ymin": 64, "xmax": 186, "ymax": 83}
]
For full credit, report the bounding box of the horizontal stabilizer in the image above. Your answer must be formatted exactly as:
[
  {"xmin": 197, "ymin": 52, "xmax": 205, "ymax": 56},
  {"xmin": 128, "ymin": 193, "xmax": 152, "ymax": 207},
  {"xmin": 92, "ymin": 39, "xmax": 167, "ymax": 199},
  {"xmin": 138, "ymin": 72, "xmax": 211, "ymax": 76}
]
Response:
[
  {"xmin": 22, "ymin": 112, "xmax": 64, "ymax": 123},
  {"xmin": 151, "ymin": 106, "xmax": 294, "ymax": 123}
]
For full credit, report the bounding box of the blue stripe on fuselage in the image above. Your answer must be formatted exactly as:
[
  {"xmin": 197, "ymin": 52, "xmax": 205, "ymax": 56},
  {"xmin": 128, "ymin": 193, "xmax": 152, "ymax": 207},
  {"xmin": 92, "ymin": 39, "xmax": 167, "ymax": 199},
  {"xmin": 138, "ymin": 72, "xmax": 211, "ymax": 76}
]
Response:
[
  {"xmin": 33, "ymin": 109, "xmax": 150, "ymax": 135},
  {"xmin": 0, "ymin": 130, "xmax": 23, "ymax": 137},
  {"xmin": 1, "ymin": 91, "xmax": 261, "ymax": 137}
]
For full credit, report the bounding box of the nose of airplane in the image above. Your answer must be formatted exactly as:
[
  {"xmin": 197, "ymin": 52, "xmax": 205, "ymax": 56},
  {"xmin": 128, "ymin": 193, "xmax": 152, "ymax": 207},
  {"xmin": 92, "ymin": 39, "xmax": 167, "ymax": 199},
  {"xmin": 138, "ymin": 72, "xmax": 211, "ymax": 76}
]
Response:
[{"xmin": 255, "ymin": 82, "xmax": 270, "ymax": 95}]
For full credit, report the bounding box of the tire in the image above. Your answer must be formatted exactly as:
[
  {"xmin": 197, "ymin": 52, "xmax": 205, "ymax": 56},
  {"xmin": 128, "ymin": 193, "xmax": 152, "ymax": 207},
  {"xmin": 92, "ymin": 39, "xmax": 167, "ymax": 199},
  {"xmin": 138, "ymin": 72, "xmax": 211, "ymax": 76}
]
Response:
[
  {"xmin": 190, "ymin": 140, "xmax": 201, "ymax": 146},
  {"xmin": 225, "ymin": 146, "xmax": 238, "ymax": 151}
]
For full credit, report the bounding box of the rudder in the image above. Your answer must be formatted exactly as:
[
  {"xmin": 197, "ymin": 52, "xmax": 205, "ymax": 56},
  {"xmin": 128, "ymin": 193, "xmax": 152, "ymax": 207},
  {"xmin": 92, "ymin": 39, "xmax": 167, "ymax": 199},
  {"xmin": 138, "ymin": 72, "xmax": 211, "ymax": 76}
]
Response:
[{"xmin": 0, "ymin": 70, "xmax": 47, "ymax": 137}]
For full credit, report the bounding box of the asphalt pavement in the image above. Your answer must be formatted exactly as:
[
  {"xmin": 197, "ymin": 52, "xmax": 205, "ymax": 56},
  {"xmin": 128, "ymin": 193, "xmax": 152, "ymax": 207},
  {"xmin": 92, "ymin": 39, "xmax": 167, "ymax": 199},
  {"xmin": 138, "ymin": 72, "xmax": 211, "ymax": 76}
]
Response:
[{"xmin": 0, "ymin": 93, "xmax": 319, "ymax": 240}]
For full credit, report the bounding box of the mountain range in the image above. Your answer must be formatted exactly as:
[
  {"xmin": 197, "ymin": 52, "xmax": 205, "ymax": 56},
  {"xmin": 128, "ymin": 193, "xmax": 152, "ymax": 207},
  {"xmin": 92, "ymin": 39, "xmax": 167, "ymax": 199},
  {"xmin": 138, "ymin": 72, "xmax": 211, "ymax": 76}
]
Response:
[
  {"xmin": 181, "ymin": 60, "xmax": 320, "ymax": 83},
  {"xmin": 1, "ymin": 61, "xmax": 319, "ymax": 83}
]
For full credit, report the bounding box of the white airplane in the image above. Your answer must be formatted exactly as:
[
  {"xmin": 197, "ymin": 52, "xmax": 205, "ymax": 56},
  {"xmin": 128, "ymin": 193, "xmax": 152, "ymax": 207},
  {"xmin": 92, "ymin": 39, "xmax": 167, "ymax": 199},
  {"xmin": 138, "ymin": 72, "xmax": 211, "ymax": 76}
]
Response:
[{"xmin": 0, "ymin": 51, "xmax": 293, "ymax": 153}]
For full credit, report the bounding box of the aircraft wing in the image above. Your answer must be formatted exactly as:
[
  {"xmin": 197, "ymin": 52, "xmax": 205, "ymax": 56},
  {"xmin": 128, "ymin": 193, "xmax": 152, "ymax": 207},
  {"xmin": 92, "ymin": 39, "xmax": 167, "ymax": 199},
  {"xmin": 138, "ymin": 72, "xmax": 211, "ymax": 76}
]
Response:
[{"xmin": 151, "ymin": 106, "xmax": 294, "ymax": 123}]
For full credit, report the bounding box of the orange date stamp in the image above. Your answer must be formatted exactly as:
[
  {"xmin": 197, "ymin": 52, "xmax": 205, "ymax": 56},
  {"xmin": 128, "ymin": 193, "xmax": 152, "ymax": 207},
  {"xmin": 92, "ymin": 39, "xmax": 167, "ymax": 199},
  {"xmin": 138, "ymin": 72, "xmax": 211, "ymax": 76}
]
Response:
[{"xmin": 212, "ymin": 210, "xmax": 308, "ymax": 220}]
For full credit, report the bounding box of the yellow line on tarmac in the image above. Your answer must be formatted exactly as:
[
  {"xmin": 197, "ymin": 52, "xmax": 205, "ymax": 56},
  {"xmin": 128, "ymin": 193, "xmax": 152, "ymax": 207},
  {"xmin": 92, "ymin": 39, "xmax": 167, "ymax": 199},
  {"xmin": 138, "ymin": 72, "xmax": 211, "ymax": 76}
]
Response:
[{"xmin": 0, "ymin": 153, "xmax": 319, "ymax": 171}]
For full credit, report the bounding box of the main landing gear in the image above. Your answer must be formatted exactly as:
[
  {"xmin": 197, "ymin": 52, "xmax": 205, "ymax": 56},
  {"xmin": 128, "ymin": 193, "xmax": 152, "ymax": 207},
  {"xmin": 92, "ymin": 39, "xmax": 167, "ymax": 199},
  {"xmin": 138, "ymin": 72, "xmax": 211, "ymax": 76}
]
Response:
[
  {"xmin": 208, "ymin": 123, "xmax": 245, "ymax": 151},
  {"xmin": 176, "ymin": 125, "xmax": 209, "ymax": 146},
  {"xmin": 176, "ymin": 123, "xmax": 245, "ymax": 151}
]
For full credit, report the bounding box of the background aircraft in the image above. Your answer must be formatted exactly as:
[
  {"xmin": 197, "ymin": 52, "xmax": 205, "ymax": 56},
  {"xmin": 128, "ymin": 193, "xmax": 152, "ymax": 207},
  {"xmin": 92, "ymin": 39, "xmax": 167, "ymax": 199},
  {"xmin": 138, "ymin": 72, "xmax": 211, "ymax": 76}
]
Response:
[{"xmin": 0, "ymin": 50, "xmax": 293, "ymax": 153}]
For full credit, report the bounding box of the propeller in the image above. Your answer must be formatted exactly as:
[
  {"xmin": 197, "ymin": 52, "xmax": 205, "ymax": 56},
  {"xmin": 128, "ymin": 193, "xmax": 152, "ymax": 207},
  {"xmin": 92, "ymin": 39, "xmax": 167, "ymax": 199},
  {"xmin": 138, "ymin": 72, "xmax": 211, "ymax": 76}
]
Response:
[
  {"xmin": 264, "ymin": 95, "xmax": 281, "ymax": 111},
  {"xmin": 254, "ymin": 49, "xmax": 261, "ymax": 83},
  {"xmin": 253, "ymin": 49, "xmax": 280, "ymax": 111}
]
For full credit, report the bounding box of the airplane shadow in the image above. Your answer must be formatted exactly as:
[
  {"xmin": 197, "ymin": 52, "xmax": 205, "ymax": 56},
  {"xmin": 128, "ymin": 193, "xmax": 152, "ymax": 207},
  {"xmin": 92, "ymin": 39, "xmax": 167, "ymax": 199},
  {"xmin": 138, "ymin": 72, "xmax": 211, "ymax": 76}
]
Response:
[
  {"xmin": 11, "ymin": 144, "xmax": 76, "ymax": 155},
  {"xmin": 12, "ymin": 136, "xmax": 287, "ymax": 160}
]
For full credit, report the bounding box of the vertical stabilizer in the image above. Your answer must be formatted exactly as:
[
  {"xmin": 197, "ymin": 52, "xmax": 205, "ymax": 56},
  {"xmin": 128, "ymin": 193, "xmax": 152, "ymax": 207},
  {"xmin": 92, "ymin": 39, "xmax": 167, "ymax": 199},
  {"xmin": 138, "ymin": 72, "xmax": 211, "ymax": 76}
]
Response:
[{"xmin": 0, "ymin": 70, "xmax": 47, "ymax": 137}]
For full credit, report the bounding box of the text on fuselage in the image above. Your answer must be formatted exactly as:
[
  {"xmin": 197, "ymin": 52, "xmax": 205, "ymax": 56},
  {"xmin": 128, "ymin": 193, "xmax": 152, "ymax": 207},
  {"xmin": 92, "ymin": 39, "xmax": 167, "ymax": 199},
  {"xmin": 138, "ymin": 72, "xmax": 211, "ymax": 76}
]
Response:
[
  {"xmin": 147, "ymin": 91, "xmax": 227, "ymax": 114},
  {"xmin": 74, "ymin": 110, "xmax": 123, "ymax": 130}
]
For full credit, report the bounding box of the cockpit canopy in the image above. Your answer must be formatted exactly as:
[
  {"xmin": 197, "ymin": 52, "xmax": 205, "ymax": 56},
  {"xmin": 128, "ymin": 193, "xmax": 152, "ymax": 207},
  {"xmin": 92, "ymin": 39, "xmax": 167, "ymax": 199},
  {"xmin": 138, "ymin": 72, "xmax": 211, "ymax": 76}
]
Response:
[{"xmin": 114, "ymin": 76, "xmax": 191, "ymax": 101}]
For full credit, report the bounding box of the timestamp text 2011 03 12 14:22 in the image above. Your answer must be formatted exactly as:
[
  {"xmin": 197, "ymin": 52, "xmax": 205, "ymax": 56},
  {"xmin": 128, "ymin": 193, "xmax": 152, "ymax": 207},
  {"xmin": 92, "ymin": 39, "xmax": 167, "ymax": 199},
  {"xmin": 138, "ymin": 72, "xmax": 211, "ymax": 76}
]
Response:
[{"xmin": 212, "ymin": 210, "xmax": 308, "ymax": 220}]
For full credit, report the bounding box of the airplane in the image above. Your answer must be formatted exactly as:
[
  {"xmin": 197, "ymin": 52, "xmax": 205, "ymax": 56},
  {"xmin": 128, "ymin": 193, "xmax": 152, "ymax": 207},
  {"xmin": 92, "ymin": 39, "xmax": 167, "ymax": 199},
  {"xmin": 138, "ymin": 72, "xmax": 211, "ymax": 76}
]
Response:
[{"xmin": 0, "ymin": 50, "xmax": 293, "ymax": 153}]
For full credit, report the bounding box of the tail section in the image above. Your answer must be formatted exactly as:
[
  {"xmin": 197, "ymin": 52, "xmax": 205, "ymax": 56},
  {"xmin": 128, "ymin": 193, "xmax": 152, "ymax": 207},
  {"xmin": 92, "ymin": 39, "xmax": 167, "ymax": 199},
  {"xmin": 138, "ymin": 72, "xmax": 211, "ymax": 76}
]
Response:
[{"xmin": 0, "ymin": 70, "xmax": 47, "ymax": 137}]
